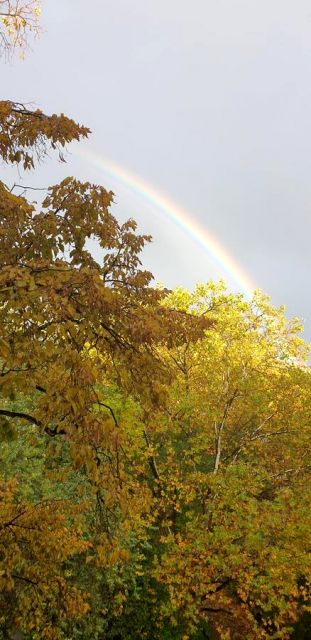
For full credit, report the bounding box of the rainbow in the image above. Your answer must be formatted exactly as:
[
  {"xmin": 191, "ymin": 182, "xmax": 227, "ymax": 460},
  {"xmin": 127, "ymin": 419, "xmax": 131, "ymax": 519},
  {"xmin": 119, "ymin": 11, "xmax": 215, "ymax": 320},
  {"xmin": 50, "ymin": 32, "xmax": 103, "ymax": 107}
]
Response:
[{"xmin": 74, "ymin": 148, "xmax": 255, "ymax": 298}]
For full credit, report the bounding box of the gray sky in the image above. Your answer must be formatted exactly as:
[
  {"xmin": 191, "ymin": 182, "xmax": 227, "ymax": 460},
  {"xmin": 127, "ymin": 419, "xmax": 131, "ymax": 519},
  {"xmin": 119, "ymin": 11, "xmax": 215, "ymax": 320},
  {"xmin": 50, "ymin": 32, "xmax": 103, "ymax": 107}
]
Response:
[{"xmin": 2, "ymin": 0, "xmax": 311, "ymax": 340}]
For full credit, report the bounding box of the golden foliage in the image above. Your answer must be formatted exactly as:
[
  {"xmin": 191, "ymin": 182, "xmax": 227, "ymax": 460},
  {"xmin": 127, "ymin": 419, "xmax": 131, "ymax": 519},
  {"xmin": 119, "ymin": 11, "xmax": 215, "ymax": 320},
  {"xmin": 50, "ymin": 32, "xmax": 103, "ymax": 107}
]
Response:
[
  {"xmin": 0, "ymin": 0, "xmax": 41, "ymax": 58},
  {"xmin": 1, "ymin": 70, "xmax": 310, "ymax": 639}
]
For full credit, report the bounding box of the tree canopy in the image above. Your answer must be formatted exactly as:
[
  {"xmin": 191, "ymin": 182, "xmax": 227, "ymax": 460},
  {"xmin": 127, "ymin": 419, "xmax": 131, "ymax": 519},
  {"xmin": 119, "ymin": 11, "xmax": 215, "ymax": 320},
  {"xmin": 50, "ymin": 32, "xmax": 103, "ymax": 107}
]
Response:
[
  {"xmin": 1, "ymin": 7, "xmax": 311, "ymax": 640},
  {"xmin": 0, "ymin": 100, "xmax": 210, "ymax": 638}
]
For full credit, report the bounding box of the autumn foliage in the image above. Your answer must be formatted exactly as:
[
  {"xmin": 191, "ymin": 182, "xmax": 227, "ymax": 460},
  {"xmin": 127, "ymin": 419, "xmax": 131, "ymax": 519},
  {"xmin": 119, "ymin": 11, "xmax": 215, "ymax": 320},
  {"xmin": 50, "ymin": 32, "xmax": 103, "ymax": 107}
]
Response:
[
  {"xmin": 1, "ymin": 9, "xmax": 311, "ymax": 640},
  {"xmin": 0, "ymin": 1, "xmax": 41, "ymax": 58}
]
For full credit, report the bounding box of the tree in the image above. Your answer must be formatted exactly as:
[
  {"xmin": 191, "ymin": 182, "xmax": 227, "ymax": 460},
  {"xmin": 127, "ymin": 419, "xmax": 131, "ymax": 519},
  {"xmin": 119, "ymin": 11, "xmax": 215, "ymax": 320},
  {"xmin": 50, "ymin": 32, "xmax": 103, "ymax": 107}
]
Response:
[
  {"xmin": 147, "ymin": 284, "xmax": 311, "ymax": 639},
  {"xmin": 0, "ymin": 102, "xmax": 147, "ymax": 636},
  {"xmin": 0, "ymin": 0, "xmax": 41, "ymax": 58},
  {"xmin": 0, "ymin": 98, "xmax": 209, "ymax": 637}
]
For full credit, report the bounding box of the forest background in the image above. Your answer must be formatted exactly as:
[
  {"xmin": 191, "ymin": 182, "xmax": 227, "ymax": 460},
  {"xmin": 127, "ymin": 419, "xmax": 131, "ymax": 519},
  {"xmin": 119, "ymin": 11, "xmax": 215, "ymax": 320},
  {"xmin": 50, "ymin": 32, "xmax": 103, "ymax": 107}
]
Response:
[{"xmin": 0, "ymin": 3, "xmax": 311, "ymax": 640}]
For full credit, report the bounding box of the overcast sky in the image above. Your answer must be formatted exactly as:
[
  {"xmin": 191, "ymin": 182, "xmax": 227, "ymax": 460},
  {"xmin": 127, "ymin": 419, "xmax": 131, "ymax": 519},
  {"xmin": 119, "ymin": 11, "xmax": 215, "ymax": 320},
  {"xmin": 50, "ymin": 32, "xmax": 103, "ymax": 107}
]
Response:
[{"xmin": 2, "ymin": 0, "xmax": 311, "ymax": 340}]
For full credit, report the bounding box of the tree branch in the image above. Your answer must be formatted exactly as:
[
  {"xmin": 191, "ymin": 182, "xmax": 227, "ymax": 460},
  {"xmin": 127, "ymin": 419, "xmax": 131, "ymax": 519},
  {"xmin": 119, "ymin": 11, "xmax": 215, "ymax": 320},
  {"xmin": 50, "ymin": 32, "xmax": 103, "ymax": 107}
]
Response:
[
  {"xmin": 214, "ymin": 389, "xmax": 239, "ymax": 473},
  {"xmin": 0, "ymin": 408, "xmax": 40, "ymax": 426},
  {"xmin": 95, "ymin": 401, "xmax": 119, "ymax": 428}
]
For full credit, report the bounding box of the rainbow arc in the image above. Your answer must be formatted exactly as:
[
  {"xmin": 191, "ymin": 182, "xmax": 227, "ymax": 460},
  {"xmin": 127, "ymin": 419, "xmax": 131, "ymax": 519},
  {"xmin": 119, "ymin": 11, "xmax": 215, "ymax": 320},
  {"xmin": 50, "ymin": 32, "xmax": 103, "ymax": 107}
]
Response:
[{"xmin": 74, "ymin": 148, "xmax": 255, "ymax": 298}]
